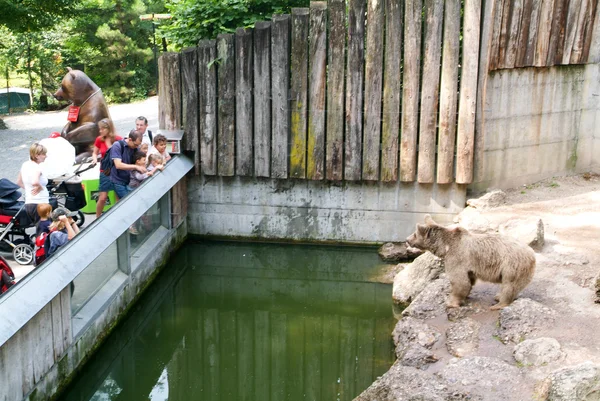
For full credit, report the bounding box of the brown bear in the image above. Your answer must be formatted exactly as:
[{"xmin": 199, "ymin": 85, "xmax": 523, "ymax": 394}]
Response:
[
  {"xmin": 406, "ymin": 215, "xmax": 536, "ymax": 310},
  {"xmin": 53, "ymin": 68, "xmax": 114, "ymax": 160}
]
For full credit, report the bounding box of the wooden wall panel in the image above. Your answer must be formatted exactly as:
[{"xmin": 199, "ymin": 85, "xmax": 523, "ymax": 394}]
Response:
[
  {"xmin": 254, "ymin": 22, "xmax": 272, "ymax": 178},
  {"xmin": 158, "ymin": 53, "xmax": 182, "ymax": 130},
  {"xmin": 271, "ymin": 15, "xmax": 291, "ymax": 179},
  {"xmin": 198, "ymin": 40, "xmax": 217, "ymax": 175},
  {"xmin": 181, "ymin": 47, "xmax": 199, "ymax": 175},
  {"xmin": 217, "ymin": 34, "xmax": 235, "ymax": 177},
  {"xmin": 235, "ymin": 28, "xmax": 254, "ymax": 176}
]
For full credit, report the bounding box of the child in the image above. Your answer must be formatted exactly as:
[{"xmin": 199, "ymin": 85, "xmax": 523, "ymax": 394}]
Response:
[
  {"xmin": 146, "ymin": 154, "xmax": 164, "ymax": 173},
  {"xmin": 130, "ymin": 151, "xmax": 161, "ymax": 189},
  {"xmin": 140, "ymin": 142, "xmax": 149, "ymax": 154},
  {"xmin": 46, "ymin": 207, "xmax": 80, "ymax": 258},
  {"xmin": 34, "ymin": 203, "xmax": 52, "ymax": 266},
  {"xmin": 147, "ymin": 134, "xmax": 172, "ymax": 165}
]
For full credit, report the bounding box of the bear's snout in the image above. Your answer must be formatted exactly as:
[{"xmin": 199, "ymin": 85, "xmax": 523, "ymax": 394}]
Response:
[{"xmin": 53, "ymin": 90, "xmax": 64, "ymax": 101}]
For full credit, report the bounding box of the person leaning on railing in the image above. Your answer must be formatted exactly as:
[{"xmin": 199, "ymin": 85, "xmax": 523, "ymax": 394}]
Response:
[
  {"xmin": 91, "ymin": 118, "xmax": 123, "ymax": 219},
  {"xmin": 46, "ymin": 207, "xmax": 80, "ymax": 258}
]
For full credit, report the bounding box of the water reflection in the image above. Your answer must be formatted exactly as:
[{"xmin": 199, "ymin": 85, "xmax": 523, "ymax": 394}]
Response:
[{"xmin": 59, "ymin": 241, "xmax": 396, "ymax": 401}]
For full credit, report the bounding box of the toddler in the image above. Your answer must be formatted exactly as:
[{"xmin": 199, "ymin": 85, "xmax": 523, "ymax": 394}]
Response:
[
  {"xmin": 36, "ymin": 203, "xmax": 52, "ymax": 237},
  {"xmin": 147, "ymin": 154, "xmax": 164, "ymax": 173},
  {"xmin": 130, "ymin": 151, "xmax": 160, "ymax": 189}
]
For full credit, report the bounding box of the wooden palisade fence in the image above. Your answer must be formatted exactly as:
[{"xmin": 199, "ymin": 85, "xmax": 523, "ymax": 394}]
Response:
[{"xmin": 158, "ymin": 0, "xmax": 597, "ymax": 185}]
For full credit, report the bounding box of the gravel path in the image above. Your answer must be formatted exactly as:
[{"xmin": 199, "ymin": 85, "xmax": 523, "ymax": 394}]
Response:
[{"xmin": 0, "ymin": 96, "xmax": 159, "ymax": 182}]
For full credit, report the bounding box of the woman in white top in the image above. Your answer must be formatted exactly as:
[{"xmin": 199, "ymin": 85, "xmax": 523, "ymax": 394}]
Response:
[{"xmin": 16, "ymin": 143, "xmax": 50, "ymax": 224}]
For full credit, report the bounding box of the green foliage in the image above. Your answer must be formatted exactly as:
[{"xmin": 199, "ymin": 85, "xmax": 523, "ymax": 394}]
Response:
[
  {"xmin": 161, "ymin": 0, "xmax": 309, "ymax": 50},
  {"xmin": 0, "ymin": 0, "xmax": 76, "ymax": 32}
]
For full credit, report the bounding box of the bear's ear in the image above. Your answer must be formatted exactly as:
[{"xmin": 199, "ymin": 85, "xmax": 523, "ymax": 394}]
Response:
[
  {"xmin": 424, "ymin": 214, "xmax": 436, "ymax": 226},
  {"xmin": 67, "ymin": 67, "xmax": 72, "ymax": 72},
  {"xmin": 69, "ymin": 71, "xmax": 77, "ymax": 81},
  {"xmin": 416, "ymin": 223, "xmax": 428, "ymax": 237}
]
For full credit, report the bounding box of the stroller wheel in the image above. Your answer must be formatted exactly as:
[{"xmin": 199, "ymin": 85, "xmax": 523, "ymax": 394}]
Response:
[
  {"xmin": 73, "ymin": 211, "xmax": 85, "ymax": 228},
  {"xmin": 13, "ymin": 243, "xmax": 33, "ymax": 265}
]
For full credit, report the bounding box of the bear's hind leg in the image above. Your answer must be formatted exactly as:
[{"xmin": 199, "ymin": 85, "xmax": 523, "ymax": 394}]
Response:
[
  {"xmin": 490, "ymin": 283, "xmax": 519, "ymax": 310},
  {"xmin": 447, "ymin": 274, "xmax": 473, "ymax": 308}
]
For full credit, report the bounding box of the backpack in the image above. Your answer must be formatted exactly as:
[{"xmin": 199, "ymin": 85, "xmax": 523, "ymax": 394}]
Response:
[
  {"xmin": 101, "ymin": 140, "xmax": 124, "ymax": 176},
  {"xmin": 148, "ymin": 130, "xmax": 153, "ymax": 143},
  {"xmin": 34, "ymin": 231, "xmax": 49, "ymax": 266}
]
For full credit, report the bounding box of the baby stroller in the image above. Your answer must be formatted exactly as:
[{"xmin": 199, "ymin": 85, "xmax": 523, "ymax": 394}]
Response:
[
  {"xmin": 0, "ymin": 254, "xmax": 16, "ymax": 294},
  {"xmin": 46, "ymin": 161, "xmax": 94, "ymax": 227},
  {"xmin": 0, "ymin": 178, "xmax": 36, "ymax": 265}
]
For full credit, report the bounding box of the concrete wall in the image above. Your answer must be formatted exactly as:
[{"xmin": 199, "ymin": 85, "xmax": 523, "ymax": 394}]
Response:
[
  {"xmin": 187, "ymin": 176, "xmax": 467, "ymax": 243},
  {"xmin": 474, "ymin": 3, "xmax": 600, "ymax": 191}
]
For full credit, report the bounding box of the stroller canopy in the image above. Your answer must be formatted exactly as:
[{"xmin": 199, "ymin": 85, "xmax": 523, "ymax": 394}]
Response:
[{"xmin": 0, "ymin": 179, "xmax": 21, "ymax": 204}]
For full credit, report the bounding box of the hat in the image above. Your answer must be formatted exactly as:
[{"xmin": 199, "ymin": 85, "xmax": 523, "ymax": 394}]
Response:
[{"xmin": 51, "ymin": 207, "xmax": 78, "ymax": 221}]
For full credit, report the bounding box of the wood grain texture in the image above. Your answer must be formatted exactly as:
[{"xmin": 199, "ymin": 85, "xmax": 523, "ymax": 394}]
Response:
[
  {"xmin": 504, "ymin": 0, "xmax": 524, "ymax": 68},
  {"xmin": 158, "ymin": 52, "xmax": 182, "ymax": 130},
  {"xmin": 181, "ymin": 47, "xmax": 199, "ymax": 174},
  {"xmin": 253, "ymin": 21, "xmax": 272, "ymax": 177},
  {"xmin": 290, "ymin": 8, "xmax": 309, "ymax": 179},
  {"xmin": 198, "ymin": 40, "xmax": 217, "ymax": 175},
  {"xmin": 271, "ymin": 15, "xmax": 291, "ymax": 179},
  {"xmin": 326, "ymin": 0, "xmax": 345, "ymax": 181},
  {"xmin": 217, "ymin": 34, "xmax": 235, "ymax": 176},
  {"xmin": 235, "ymin": 28, "xmax": 254, "ymax": 176}
]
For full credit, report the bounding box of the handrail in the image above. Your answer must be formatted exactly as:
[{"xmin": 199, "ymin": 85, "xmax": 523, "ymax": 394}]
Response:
[{"xmin": 0, "ymin": 155, "xmax": 194, "ymax": 346}]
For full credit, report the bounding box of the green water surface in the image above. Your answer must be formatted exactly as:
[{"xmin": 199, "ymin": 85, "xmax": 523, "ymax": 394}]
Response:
[{"xmin": 58, "ymin": 241, "xmax": 396, "ymax": 401}]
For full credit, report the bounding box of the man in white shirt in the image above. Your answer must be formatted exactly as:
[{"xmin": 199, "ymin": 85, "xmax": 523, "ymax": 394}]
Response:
[{"xmin": 135, "ymin": 116, "xmax": 153, "ymax": 148}]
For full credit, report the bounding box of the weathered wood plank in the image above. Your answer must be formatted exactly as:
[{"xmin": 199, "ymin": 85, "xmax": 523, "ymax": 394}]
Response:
[
  {"xmin": 544, "ymin": 0, "xmax": 563, "ymax": 65},
  {"xmin": 235, "ymin": 28, "xmax": 254, "ymax": 176},
  {"xmin": 217, "ymin": 34, "xmax": 235, "ymax": 176},
  {"xmin": 326, "ymin": 0, "xmax": 345, "ymax": 181},
  {"xmin": 181, "ymin": 47, "xmax": 199, "ymax": 175},
  {"xmin": 581, "ymin": 0, "xmax": 598, "ymax": 62},
  {"xmin": 198, "ymin": 40, "xmax": 217, "ymax": 175},
  {"xmin": 400, "ymin": 0, "xmax": 422, "ymax": 182},
  {"xmin": 496, "ymin": 0, "xmax": 512, "ymax": 69},
  {"xmin": 569, "ymin": 0, "xmax": 591, "ymax": 63},
  {"xmin": 515, "ymin": 0, "xmax": 533, "ymax": 67},
  {"xmin": 60, "ymin": 286, "xmax": 72, "ymax": 351},
  {"xmin": 380, "ymin": 0, "xmax": 402, "ymax": 181},
  {"xmin": 271, "ymin": 15, "xmax": 291, "ymax": 179},
  {"xmin": 524, "ymin": 0, "xmax": 543, "ymax": 66},
  {"xmin": 456, "ymin": 0, "xmax": 481, "ymax": 184},
  {"xmin": 307, "ymin": 2, "xmax": 327, "ymax": 180},
  {"xmin": 32, "ymin": 305, "xmax": 54, "ymax": 384},
  {"xmin": 20, "ymin": 317, "xmax": 34, "ymax": 394},
  {"xmin": 437, "ymin": 0, "xmax": 460, "ymax": 184},
  {"xmin": 362, "ymin": 0, "xmax": 384, "ymax": 181},
  {"xmin": 254, "ymin": 22, "xmax": 271, "ymax": 178},
  {"xmin": 158, "ymin": 52, "xmax": 182, "ymax": 130},
  {"xmin": 488, "ymin": 0, "xmax": 506, "ymax": 70},
  {"xmin": 533, "ymin": 0, "xmax": 561, "ymax": 67},
  {"xmin": 345, "ymin": 0, "xmax": 366, "ymax": 181},
  {"xmin": 418, "ymin": 0, "xmax": 444, "ymax": 183},
  {"xmin": 562, "ymin": 0, "xmax": 583, "ymax": 63},
  {"xmin": 504, "ymin": 0, "xmax": 524, "ymax": 68},
  {"xmin": 290, "ymin": 8, "xmax": 309, "ymax": 179}
]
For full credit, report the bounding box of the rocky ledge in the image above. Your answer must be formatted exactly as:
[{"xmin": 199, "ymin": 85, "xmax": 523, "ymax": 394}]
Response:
[{"xmin": 358, "ymin": 181, "xmax": 600, "ymax": 401}]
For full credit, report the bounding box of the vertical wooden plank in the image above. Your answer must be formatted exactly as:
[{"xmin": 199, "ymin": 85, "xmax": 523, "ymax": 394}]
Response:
[
  {"xmin": 515, "ymin": 0, "xmax": 533, "ymax": 67},
  {"xmin": 496, "ymin": 0, "xmax": 512, "ymax": 69},
  {"xmin": 524, "ymin": 0, "xmax": 543, "ymax": 66},
  {"xmin": 541, "ymin": 0, "xmax": 560, "ymax": 66},
  {"xmin": 290, "ymin": 8, "xmax": 309, "ymax": 179},
  {"xmin": 326, "ymin": 0, "xmax": 345, "ymax": 181},
  {"xmin": 254, "ymin": 310, "xmax": 270, "ymax": 399},
  {"xmin": 235, "ymin": 28, "xmax": 254, "ymax": 176},
  {"xmin": 569, "ymin": 0, "xmax": 591, "ymax": 63},
  {"xmin": 380, "ymin": 0, "xmax": 402, "ymax": 182},
  {"xmin": 417, "ymin": 0, "xmax": 444, "ymax": 183},
  {"xmin": 362, "ymin": 0, "xmax": 384, "ymax": 181},
  {"xmin": 504, "ymin": 0, "xmax": 524, "ymax": 68},
  {"xmin": 217, "ymin": 34, "xmax": 235, "ymax": 176},
  {"xmin": 307, "ymin": 2, "xmax": 327, "ymax": 180},
  {"xmin": 488, "ymin": 0, "xmax": 506, "ymax": 71},
  {"xmin": 32, "ymin": 305, "xmax": 54, "ymax": 384},
  {"xmin": 51, "ymin": 294, "xmax": 64, "ymax": 360},
  {"xmin": 20, "ymin": 322, "xmax": 34, "ymax": 395},
  {"xmin": 158, "ymin": 52, "xmax": 182, "ymax": 130},
  {"xmin": 400, "ymin": 0, "xmax": 422, "ymax": 182},
  {"xmin": 5, "ymin": 332, "xmax": 24, "ymax": 400},
  {"xmin": 270, "ymin": 313, "xmax": 287, "ymax": 400},
  {"xmin": 198, "ymin": 40, "xmax": 218, "ymax": 175},
  {"xmin": 540, "ymin": 0, "xmax": 570, "ymax": 67},
  {"xmin": 561, "ymin": 0, "xmax": 583, "ymax": 63},
  {"xmin": 581, "ymin": 0, "xmax": 598, "ymax": 62},
  {"xmin": 271, "ymin": 15, "xmax": 291, "ymax": 179},
  {"xmin": 456, "ymin": 0, "xmax": 481, "ymax": 184},
  {"xmin": 345, "ymin": 0, "xmax": 366, "ymax": 181},
  {"xmin": 437, "ymin": 0, "xmax": 460, "ymax": 184},
  {"xmin": 60, "ymin": 286, "xmax": 72, "ymax": 350},
  {"xmin": 253, "ymin": 22, "xmax": 272, "ymax": 178},
  {"xmin": 181, "ymin": 47, "xmax": 199, "ymax": 175}
]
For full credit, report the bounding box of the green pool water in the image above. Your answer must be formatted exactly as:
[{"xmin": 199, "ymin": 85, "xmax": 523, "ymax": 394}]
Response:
[{"xmin": 58, "ymin": 241, "xmax": 396, "ymax": 401}]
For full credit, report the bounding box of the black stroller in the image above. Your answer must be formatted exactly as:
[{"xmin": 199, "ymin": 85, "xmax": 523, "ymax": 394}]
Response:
[{"xmin": 0, "ymin": 179, "xmax": 36, "ymax": 265}]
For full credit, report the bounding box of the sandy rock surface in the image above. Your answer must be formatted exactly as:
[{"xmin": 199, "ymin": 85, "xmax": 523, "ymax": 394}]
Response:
[{"xmin": 357, "ymin": 174, "xmax": 600, "ymax": 401}]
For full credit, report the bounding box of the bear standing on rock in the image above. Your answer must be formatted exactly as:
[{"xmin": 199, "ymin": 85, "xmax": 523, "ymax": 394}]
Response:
[
  {"xmin": 53, "ymin": 68, "xmax": 113, "ymax": 161},
  {"xmin": 406, "ymin": 215, "xmax": 536, "ymax": 310}
]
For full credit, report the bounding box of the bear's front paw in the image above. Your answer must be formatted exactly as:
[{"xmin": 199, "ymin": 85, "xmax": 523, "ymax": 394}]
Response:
[{"xmin": 446, "ymin": 301, "xmax": 461, "ymax": 308}]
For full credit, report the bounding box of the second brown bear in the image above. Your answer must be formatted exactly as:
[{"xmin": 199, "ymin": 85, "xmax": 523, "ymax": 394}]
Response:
[{"xmin": 406, "ymin": 215, "xmax": 536, "ymax": 310}]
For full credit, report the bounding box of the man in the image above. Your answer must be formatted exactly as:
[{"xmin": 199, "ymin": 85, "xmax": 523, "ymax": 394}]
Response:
[
  {"xmin": 135, "ymin": 116, "xmax": 153, "ymax": 148},
  {"xmin": 110, "ymin": 130, "xmax": 145, "ymax": 199}
]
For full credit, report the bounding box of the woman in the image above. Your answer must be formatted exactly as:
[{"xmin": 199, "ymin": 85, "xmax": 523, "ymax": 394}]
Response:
[
  {"xmin": 91, "ymin": 118, "xmax": 122, "ymax": 218},
  {"xmin": 16, "ymin": 143, "xmax": 50, "ymax": 224}
]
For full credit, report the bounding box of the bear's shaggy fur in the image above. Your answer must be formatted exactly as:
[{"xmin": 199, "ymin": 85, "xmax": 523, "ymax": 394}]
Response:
[{"xmin": 406, "ymin": 215, "xmax": 536, "ymax": 310}]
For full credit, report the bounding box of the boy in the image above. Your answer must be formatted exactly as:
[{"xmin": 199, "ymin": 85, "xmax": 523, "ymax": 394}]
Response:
[
  {"xmin": 46, "ymin": 207, "xmax": 80, "ymax": 258},
  {"xmin": 129, "ymin": 151, "xmax": 162, "ymax": 189},
  {"xmin": 147, "ymin": 134, "xmax": 172, "ymax": 165},
  {"xmin": 34, "ymin": 203, "xmax": 52, "ymax": 266}
]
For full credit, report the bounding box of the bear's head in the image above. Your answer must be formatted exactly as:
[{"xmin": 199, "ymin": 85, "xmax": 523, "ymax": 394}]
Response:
[
  {"xmin": 53, "ymin": 67, "xmax": 98, "ymax": 105},
  {"xmin": 406, "ymin": 215, "xmax": 464, "ymax": 257}
]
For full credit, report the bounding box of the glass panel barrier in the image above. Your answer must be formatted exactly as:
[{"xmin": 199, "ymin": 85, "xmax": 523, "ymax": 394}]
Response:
[
  {"xmin": 129, "ymin": 200, "xmax": 163, "ymax": 253},
  {"xmin": 71, "ymin": 241, "xmax": 119, "ymax": 315}
]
